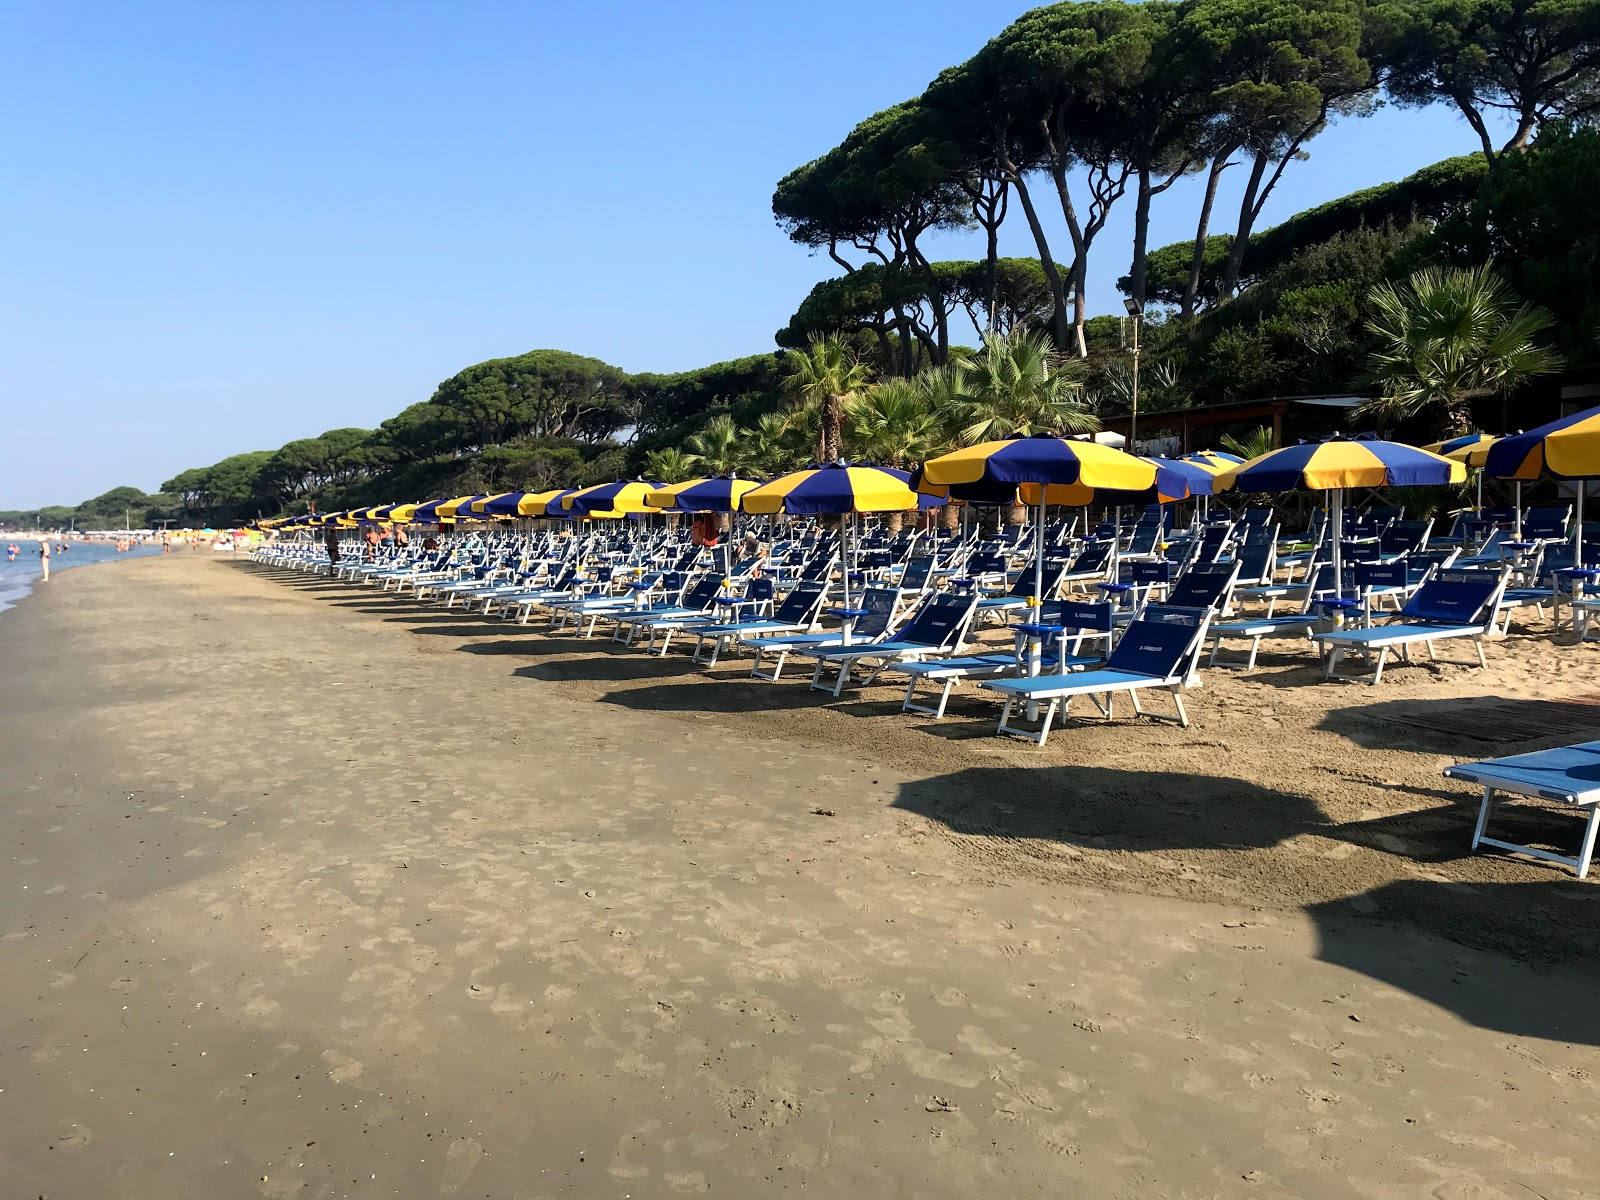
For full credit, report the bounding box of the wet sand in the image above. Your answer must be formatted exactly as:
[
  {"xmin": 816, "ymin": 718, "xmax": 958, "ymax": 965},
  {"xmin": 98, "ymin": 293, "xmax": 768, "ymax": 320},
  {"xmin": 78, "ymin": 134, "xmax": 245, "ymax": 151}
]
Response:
[{"xmin": 2, "ymin": 553, "xmax": 1598, "ymax": 1198}]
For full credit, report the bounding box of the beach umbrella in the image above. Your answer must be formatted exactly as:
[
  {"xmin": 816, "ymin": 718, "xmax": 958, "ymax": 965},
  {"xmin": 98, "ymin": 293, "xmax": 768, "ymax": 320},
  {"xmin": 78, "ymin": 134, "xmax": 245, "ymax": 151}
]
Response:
[
  {"xmin": 432, "ymin": 495, "xmax": 484, "ymax": 520},
  {"xmin": 1183, "ymin": 449, "xmax": 1245, "ymax": 471},
  {"xmin": 923, "ymin": 433, "xmax": 1160, "ymax": 607},
  {"xmin": 745, "ymin": 463, "xmax": 920, "ymax": 627},
  {"xmin": 1424, "ymin": 433, "xmax": 1500, "ymax": 508},
  {"xmin": 412, "ymin": 495, "xmax": 471, "ymax": 523},
  {"xmin": 465, "ymin": 492, "xmax": 520, "ymax": 518},
  {"xmin": 1425, "ymin": 432, "xmax": 1499, "ymax": 467},
  {"xmin": 1214, "ymin": 437, "xmax": 1465, "ymax": 596},
  {"xmin": 562, "ymin": 479, "xmax": 664, "ymax": 517},
  {"xmin": 1485, "ymin": 405, "xmax": 1600, "ymax": 565},
  {"xmin": 378, "ymin": 503, "xmax": 420, "ymax": 523},
  {"xmin": 643, "ymin": 476, "xmax": 762, "ymax": 513},
  {"xmin": 514, "ymin": 489, "xmax": 572, "ymax": 517}
]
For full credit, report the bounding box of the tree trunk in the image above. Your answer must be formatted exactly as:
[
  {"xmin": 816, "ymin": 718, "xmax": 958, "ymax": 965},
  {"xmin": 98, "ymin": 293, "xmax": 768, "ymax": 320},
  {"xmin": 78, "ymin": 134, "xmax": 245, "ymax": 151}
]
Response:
[
  {"xmin": 1006, "ymin": 170, "xmax": 1071, "ymax": 351},
  {"xmin": 1220, "ymin": 152, "xmax": 1270, "ymax": 298},
  {"xmin": 984, "ymin": 207, "xmax": 1002, "ymax": 332},
  {"xmin": 1128, "ymin": 167, "xmax": 1155, "ymax": 309},
  {"xmin": 822, "ymin": 395, "xmax": 844, "ymax": 462},
  {"xmin": 1445, "ymin": 393, "xmax": 1475, "ymax": 439},
  {"xmin": 1183, "ymin": 152, "xmax": 1231, "ymax": 319}
]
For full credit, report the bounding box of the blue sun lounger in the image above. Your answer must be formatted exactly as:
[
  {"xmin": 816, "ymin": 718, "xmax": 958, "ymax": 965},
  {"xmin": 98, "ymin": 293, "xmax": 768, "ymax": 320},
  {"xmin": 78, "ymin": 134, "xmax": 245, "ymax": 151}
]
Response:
[
  {"xmin": 979, "ymin": 615, "xmax": 1213, "ymax": 745},
  {"xmin": 900, "ymin": 600, "xmax": 1114, "ymax": 718},
  {"xmin": 689, "ymin": 580, "xmax": 830, "ymax": 667},
  {"xmin": 1309, "ymin": 569, "xmax": 1509, "ymax": 685},
  {"xmin": 745, "ymin": 585, "xmax": 900, "ymax": 682},
  {"xmin": 798, "ymin": 591, "xmax": 979, "ymax": 697},
  {"xmin": 1444, "ymin": 740, "xmax": 1600, "ymax": 878}
]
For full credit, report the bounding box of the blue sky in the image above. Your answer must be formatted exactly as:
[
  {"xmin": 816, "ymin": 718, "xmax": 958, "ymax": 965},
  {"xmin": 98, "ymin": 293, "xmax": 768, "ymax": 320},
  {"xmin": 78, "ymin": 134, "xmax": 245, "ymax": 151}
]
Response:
[{"xmin": 0, "ymin": 1, "xmax": 1505, "ymax": 508}]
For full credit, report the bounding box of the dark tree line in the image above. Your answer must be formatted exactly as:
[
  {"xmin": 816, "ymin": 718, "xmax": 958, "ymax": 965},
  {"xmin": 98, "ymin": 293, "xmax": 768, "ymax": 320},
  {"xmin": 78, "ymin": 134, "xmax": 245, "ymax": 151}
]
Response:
[{"xmin": 773, "ymin": 0, "xmax": 1600, "ymax": 361}]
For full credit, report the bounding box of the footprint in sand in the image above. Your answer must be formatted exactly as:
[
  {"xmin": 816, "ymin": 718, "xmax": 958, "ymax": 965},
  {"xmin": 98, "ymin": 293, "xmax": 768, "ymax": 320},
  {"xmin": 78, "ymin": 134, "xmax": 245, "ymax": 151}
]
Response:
[{"xmin": 438, "ymin": 1137, "xmax": 483, "ymax": 1194}]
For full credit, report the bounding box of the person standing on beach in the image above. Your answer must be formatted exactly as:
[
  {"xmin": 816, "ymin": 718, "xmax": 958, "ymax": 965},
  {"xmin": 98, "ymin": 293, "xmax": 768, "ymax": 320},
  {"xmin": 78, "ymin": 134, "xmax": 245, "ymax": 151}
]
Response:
[
  {"xmin": 37, "ymin": 539, "xmax": 50, "ymax": 582},
  {"xmin": 324, "ymin": 525, "xmax": 341, "ymax": 565}
]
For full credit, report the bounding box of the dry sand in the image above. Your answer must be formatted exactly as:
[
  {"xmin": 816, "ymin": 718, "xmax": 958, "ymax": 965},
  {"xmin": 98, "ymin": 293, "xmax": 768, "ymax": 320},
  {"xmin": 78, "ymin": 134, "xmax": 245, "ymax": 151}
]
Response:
[{"xmin": 2, "ymin": 553, "xmax": 1598, "ymax": 1199}]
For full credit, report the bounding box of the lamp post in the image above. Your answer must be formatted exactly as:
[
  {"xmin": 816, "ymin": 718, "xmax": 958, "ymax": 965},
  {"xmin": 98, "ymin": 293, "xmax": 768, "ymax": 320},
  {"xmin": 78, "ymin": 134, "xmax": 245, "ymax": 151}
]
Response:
[{"xmin": 1123, "ymin": 297, "xmax": 1142, "ymax": 453}]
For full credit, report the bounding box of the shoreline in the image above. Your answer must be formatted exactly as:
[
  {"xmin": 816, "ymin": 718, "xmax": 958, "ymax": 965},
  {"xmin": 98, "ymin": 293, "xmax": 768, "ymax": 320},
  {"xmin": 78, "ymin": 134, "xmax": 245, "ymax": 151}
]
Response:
[{"xmin": 2, "ymin": 555, "xmax": 1597, "ymax": 1198}]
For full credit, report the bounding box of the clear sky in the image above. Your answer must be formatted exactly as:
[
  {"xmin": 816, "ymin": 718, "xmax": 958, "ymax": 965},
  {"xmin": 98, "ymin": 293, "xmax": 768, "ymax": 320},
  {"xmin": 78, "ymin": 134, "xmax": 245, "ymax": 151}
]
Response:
[{"xmin": 0, "ymin": 1, "xmax": 1505, "ymax": 509}]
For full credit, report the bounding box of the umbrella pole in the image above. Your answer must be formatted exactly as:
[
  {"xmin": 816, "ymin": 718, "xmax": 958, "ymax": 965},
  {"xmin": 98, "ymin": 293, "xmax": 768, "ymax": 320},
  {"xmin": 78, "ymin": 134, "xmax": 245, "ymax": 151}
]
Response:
[
  {"xmin": 841, "ymin": 513, "xmax": 852, "ymax": 645},
  {"xmin": 1515, "ymin": 481, "xmax": 1523, "ymax": 541},
  {"xmin": 1577, "ymin": 482, "xmax": 1586, "ymax": 571},
  {"xmin": 1033, "ymin": 498, "xmax": 1045, "ymax": 603},
  {"xmin": 1331, "ymin": 489, "xmax": 1344, "ymax": 601}
]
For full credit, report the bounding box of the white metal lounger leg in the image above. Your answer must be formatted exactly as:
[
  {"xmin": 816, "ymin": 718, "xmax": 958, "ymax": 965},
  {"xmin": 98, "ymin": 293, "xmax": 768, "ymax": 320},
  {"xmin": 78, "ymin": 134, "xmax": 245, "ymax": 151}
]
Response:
[
  {"xmin": 903, "ymin": 675, "xmax": 957, "ymax": 718},
  {"xmin": 1471, "ymin": 786, "xmax": 1600, "ymax": 878}
]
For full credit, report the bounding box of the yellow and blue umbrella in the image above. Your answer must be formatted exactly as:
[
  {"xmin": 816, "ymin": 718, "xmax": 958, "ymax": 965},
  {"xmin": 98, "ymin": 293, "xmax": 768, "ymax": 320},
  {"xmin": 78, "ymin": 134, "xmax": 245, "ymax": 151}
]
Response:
[
  {"xmin": 1216, "ymin": 438, "xmax": 1464, "ymax": 594},
  {"xmin": 1486, "ymin": 405, "xmax": 1600, "ymax": 561},
  {"xmin": 923, "ymin": 434, "xmax": 1161, "ymax": 604},
  {"xmin": 643, "ymin": 476, "xmax": 762, "ymax": 513},
  {"xmin": 1183, "ymin": 449, "xmax": 1245, "ymax": 472},
  {"xmin": 1213, "ymin": 438, "xmax": 1464, "ymax": 492},
  {"xmin": 412, "ymin": 495, "xmax": 472, "ymax": 523},
  {"xmin": 465, "ymin": 492, "xmax": 518, "ymax": 518},
  {"xmin": 923, "ymin": 433, "xmax": 1157, "ymax": 492},
  {"xmin": 562, "ymin": 479, "xmax": 663, "ymax": 517},
  {"xmin": 514, "ymin": 489, "xmax": 571, "ymax": 517},
  {"xmin": 744, "ymin": 463, "xmax": 922, "ymax": 619},
  {"xmin": 433, "ymin": 495, "xmax": 485, "ymax": 520},
  {"xmin": 742, "ymin": 462, "xmax": 920, "ymax": 515},
  {"xmin": 1485, "ymin": 407, "xmax": 1600, "ymax": 481},
  {"xmin": 1425, "ymin": 432, "xmax": 1499, "ymax": 467}
]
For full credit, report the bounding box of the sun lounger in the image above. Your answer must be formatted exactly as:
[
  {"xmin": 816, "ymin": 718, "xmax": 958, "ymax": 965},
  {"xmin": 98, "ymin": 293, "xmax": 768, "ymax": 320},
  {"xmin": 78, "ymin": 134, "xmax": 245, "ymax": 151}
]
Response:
[
  {"xmin": 745, "ymin": 586, "xmax": 900, "ymax": 682},
  {"xmin": 1310, "ymin": 569, "xmax": 1509, "ymax": 684},
  {"xmin": 798, "ymin": 591, "xmax": 979, "ymax": 696},
  {"xmin": 900, "ymin": 600, "xmax": 1114, "ymax": 718},
  {"xmin": 632, "ymin": 576, "xmax": 773, "ymax": 656},
  {"xmin": 689, "ymin": 580, "xmax": 830, "ymax": 667},
  {"xmin": 1444, "ymin": 740, "xmax": 1600, "ymax": 877},
  {"xmin": 978, "ymin": 615, "xmax": 1214, "ymax": 745}
]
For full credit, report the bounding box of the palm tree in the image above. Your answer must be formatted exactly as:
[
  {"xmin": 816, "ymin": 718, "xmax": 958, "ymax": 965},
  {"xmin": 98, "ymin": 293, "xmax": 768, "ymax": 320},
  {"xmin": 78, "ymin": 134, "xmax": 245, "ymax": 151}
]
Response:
[
  {"xmin": 741, "ymin": 408, "xmax": 814, "ymax": 477},
  {"xmin": 950, "ymin": 329, "xmax": 1097, "ymax": 446},
  {"xmin": 844, "ymin": 379, "xmax": 944, "ymax": 534},
  {"xmin": 781, "ymin": 333, "xmax": 874, "ymax": 462},
  {"xmin": 641, "ymin": 447, "xmax": 695, "ymax": 484},
  {"xmin": 1220, "ymin": 426, "xmax": 1277, "ymax": 462},
  {"xmin": 844, "ymin": 379, "xmax": 943, "ymax": 469},
  {"xmin": 1359, "ymin": 265, "xmax": 1562, "ymax": 438},
  {"xmin": 684, "ymin": 414, "xmax": 742, "ymax": 476}
]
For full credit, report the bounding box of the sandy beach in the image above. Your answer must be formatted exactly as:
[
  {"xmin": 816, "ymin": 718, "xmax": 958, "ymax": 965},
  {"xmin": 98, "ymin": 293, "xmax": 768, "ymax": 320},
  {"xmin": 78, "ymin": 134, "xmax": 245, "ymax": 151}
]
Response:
[{"xmin": 3, "ymin": 553, "xmax": 1599, "ymax": 1198}]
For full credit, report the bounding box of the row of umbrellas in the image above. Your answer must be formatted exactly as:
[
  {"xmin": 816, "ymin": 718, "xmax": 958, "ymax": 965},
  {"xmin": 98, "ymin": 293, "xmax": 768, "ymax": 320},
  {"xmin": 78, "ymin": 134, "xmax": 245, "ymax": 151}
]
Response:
[{"xmin": 265, "ymin": 403, "xmax": 1600, "ymax": 577}]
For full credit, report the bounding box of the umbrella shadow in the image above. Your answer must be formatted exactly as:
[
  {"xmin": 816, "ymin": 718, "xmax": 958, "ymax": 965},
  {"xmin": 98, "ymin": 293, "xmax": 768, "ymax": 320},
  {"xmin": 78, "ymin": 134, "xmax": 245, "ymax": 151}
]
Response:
[
  {"xmin": 1310, "ymin": 880, "xmax": 1600, "ymax": 1044},
  {"xmin": 1320, "ymin": 695, "xmax": 1600, "ymax": 754},
  {"xmin": 891, "ymin": 765, "xmax": 1327, "ymax": 855}
]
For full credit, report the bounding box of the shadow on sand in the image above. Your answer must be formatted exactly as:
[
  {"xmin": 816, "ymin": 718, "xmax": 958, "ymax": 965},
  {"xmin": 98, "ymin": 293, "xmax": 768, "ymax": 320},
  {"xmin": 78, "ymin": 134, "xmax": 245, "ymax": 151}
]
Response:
[{"xmin": 1311, "ymin": 879, "xmax": 1600, "ymax": 1046}]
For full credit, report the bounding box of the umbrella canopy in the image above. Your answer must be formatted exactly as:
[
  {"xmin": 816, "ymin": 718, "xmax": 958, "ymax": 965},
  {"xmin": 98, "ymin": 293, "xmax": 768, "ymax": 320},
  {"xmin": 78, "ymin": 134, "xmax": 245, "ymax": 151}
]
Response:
[
  {"xmin": 434, "ymin": 495, "xmax": 486, "ymax": 520},
  {"xmin": 412, "ymin": 495, "xmax": 473, "ymax": 522},
  {"xmin": 516, "ymin": 489, "xmax": 572, "ymax": 517},
  {"xmin": 465, "ymin": 492, "xmax": 519, "ymax": 517},
  {"xmin": 1016, "ymin": 456, "xmax": 1206, "ymax": 507},
  {"xmin": 1484, "ymin": 406, "xmax": 1600, "ymax": 480},
  {"xmin": 1213, "ymin": 439, "xmax": 1465, "ymax": 492},
  {"xmin": 922, "ymin": 433, "xmax": 1158, "ymax": 492},
  {"xmin": 1425, "ymin": 432, "xmax": 1499, "ymax": 468},
  {"xmin": 643, "ymin": 476, "xmax": 762, "ymax": 513},
  {"xmin": 742, "ymin": 463, "xmax": 920, "ymax": 515},
  {"xmin": 379, "ymin": 503, "xmax": 420, "ymax": 523},
  {"xmin": 1182, "ymin": 449, "xmax": 1244, "ymax": 472},
  {"xmin": 562, "ymin": 479, "xmax": 664, "ymax": 516}
]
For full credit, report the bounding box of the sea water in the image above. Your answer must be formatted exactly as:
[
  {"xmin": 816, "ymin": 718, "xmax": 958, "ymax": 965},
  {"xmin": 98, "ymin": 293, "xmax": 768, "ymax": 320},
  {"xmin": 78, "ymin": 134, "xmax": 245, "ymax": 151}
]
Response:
[{"xmin": 0, "ymin": 540, "xmax": 167, "ymax": 616}]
